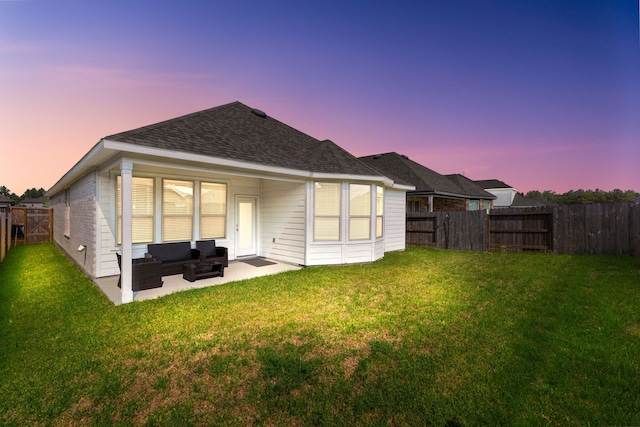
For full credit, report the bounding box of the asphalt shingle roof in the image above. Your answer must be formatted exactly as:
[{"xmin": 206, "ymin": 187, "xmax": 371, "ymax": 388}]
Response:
[
  {"xmin": 475, "ymin": 179, "xmax": 513, "ymax": 189},
  {"xmin": 106, "ymin": 101, "xmax": 380, "ymax": 177},
  {"xmin": 359, "ymin": 152, "xmax": 494, "ymax": 199},
  {"xmin": 445, "ymin": 174, "xmax": 497, "ymax": 199}
]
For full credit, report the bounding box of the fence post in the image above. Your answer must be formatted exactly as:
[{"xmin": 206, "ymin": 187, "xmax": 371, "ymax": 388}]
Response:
[{"xmin": 0, "ymin": 211, "xmax": 6, "ymax": 262}]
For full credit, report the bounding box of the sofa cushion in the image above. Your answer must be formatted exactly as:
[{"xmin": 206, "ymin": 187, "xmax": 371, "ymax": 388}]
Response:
[
  {"xmin": 148, "ymin": 242, "xmax": 193, "ymax": 262},
  {"xmin": 195, "ymin": 240, "xmax": 217, "ymax": 257}
]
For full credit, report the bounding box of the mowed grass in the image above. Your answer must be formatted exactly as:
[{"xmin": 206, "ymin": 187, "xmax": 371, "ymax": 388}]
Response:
[{"xmin": 1, "ymin": 244, "xmax": 639, "ymax": 426}]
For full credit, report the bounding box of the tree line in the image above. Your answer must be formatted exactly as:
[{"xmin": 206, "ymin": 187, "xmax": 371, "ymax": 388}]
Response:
[
  {"xmin": 0, "ymin": 186, "xmax": 48, "ymax": 206},
  {"xmin": 525, "ymin": 189, "xmax": 639, "ymax": 205}
]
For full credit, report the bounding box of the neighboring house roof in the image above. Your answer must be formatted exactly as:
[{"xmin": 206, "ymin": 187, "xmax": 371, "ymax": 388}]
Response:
[
  {"xmin": 106, "ymin": 101, "xmax": 379, "ymax": 177},
  {"xmin": 510, "ymin": 193, "xmax": 556, "ymax": 207},
  {"xmin": 475, "ymin": 179, "xmax": 513, "ymax": 189},
  {"xmin": 21, "ymin": 197, "xmax": 46, "ymax": 205},
  {"xmin": 632, "ymin": 195, "xmax": 640, "ymax": 203},
  {"xmin": 359, "ymin": 152, "xmax": 495, "ymax": 199},
  {"xmin": 0, "ymin": 194, "xmax": 12, "ymax": 205},
  {"xmin": 445, "ymin": 174, "xmax": 496, "ymax": 199}
]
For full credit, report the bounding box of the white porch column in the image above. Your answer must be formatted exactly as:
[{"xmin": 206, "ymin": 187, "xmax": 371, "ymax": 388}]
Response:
[
  {"xmin": 120, "ymin": 160, "xmax": 134, "ymax": 304},
  {"xmin": 428, "ymin": 195, "xmax": 434, "ymax": 213}
]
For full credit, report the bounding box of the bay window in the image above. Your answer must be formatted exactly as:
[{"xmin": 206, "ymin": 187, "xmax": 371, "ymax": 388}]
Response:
[
  {"xmin": 314, "ymin": 182, "xmax": 341, "ymax": 241},
  {"xmin": 349, "ymin": 184, "xmax": 371, "ymax": 240}
]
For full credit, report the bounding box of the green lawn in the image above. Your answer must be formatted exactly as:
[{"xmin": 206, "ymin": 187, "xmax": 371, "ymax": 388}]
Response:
[{"xmin": 1, "ymin": 243, "xmax": 639, "ymax": 426}]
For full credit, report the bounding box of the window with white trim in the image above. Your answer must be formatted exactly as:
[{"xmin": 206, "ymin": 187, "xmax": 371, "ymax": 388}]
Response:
[
  {"xmin": 349, "ymin": 184, "xmax": 371, "ymax": 240},
  {"xmin": 200, "ymin": 182, "xmax": 227, "ymax": 239},
  {"xmin": 376, "ymin": 186, "xmax": 384, "ymax": 238},
  {"xmin": 163, "ymin": 179, "xmax": 193, "ymax": 241},
  {"xmin": 64, "ymin": 188, "xmax": 71, "ymax": 238},
  {"xmin": 314, "ymin": 182, "xmax": 341, "ymax": 241},
  {"xmin": 117, "ymin": 176, "xmax": 154, "ymax": 244}
]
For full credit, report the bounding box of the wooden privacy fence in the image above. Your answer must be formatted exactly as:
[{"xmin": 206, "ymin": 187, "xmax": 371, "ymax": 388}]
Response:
[
  {"xmin": 0, "ymin": 207, "xmax": 53, "ymax": 262},
  {"xmin": 406, "ymin": 201, "xmax": 640, "ymax": 257},
  {"xmin": 0, "ymin": 209, "xmax": 9, "ymax": 262}
]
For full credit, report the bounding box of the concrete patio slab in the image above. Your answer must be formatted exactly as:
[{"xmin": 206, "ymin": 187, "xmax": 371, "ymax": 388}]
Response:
[{"xmin": 94, "ymin": 258, "xmax": 302, "ymax": 305}]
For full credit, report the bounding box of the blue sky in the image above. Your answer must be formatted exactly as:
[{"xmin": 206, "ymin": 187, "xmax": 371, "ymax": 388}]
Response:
[{"xmin": 1, "ymin": 0, "xmax": 639, "ymax": 194}]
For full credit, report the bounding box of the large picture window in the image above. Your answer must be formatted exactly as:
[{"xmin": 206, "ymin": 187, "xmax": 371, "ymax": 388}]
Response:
[
  {"xmin": 376, "ymin": 186, "xmax": 384, "ymax": 238},
  {"xmin": 163, "ymin": 179, "xmax": 193, "ymax": 242},
  {"xmin": 349, "ymin": 184, "xmax": 371, "ymax": 240},
  {"xmin": 200, "ymin": 182, "xmax": 227, "ymax": 239},
  {"xmin": 314, "ymin": 182, "xmax": 341, "ymax": 241},
  {"xmin": 117, "ymin": 176, "xmax": 154, "ymax": 244}
]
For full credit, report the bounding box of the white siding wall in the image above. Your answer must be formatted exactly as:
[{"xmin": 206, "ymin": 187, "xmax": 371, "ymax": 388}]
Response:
[
  {"xmin": 488, "ymin": 188, "xmax": 517, "ymax": 207},
  {"xmin": 98, "ymin": 174, "xmax": 119, "ymax": 277},
  {"xmin": 383, "ymin": 188, "xmax": 406, "ymax": 253},
  {"xmin": 261, "ymin": 180, "xmax": 306, "ymax": 265}
]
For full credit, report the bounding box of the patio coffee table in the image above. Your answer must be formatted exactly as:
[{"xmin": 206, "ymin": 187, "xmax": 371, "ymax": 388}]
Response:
[{"xmin": 182, "ymin": 262, "xmax": 224, "ymax": 282}]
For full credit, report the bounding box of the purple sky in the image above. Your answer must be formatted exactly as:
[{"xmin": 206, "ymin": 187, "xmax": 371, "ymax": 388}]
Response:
[{"xmin": 2, "ymin": 0, "xmax": 639, "ymax": 195}]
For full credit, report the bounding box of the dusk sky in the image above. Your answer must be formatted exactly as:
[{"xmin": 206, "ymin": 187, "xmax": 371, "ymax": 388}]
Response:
[{"xmin": 2, "ymin": 1, "xmax": 639, "ymax": 195}]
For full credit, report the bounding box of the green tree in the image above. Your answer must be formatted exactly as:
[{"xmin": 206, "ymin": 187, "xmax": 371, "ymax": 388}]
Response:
[
  {"xmin": 21, "ymin": 188, "xmax": 46, "ymax": 199},
  {"xmin": 526, "ymin": 188, "xmax": 639, "ymax": 205},
  {"xmin": 0, "ymin": 185, "xmax": 20, "ymax": 204}
]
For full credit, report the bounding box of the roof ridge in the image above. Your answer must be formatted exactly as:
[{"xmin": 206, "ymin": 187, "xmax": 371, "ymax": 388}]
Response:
[{"xmin": 105, "ymin": 101, "xmax": 244, "ymax": 140}]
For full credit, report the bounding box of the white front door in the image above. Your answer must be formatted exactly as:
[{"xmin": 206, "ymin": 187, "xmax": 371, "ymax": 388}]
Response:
[{"xmin": 236, "ymin": 196, "xmax": 257, "ymax": 257}]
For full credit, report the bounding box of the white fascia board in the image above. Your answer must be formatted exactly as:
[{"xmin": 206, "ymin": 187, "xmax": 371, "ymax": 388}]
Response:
[
  {"xmin": 47, "ymin": 140, "xmax": 106, "ymax": 196},
  {"xmin": 390, "ymin": 183, "xmax": 416, "ymax": 191},
  {"xmin": 102, "ymin": 139, "xmax": 401, "ymax": 186},
  {"xmin": 103, "ymin": 139, "xmax": 319, "ymax": 180}
]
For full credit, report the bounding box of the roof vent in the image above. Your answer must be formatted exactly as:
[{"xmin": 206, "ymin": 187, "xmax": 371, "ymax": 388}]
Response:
[
  {"xmin": 251, "ymin": 108, "xmax": 267, "ymax": 118},
  {"xmin": 373, "ymin": 154, "xmax": 382, "ymax": 159},
  {"xmin": 400, "ymin": 154, "xmax": 409, "ymax": 159}
]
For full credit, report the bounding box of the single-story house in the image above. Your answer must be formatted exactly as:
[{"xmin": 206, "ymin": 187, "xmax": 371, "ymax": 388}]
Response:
[
  {"xmin": 474, "ymin": 179, "xmax": 517, "ymax": 208},
  {"xmin": 47, "ymin": 101, "xmax": 413, "ymax": 304},
  {"xmin": 20, "ymin": 197, "xmax": 48, "ymax": 208},
  {"xmin": 359, "ymin": 152, "xmax": 495, "ymax": 212},
  {"xmin": 0, "ymin": 194, "xmax": 13, "ymax": 210}
]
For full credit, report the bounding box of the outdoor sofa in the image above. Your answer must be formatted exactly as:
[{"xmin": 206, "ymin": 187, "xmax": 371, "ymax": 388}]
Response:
[{"xmin": 146, "ymin": 242, "xmax": 201, "ymax": 276}]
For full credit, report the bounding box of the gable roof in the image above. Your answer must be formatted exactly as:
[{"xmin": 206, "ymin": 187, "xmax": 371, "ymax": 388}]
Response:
[
  {"xmin": 106, "ymin": 101, "xmax": 379, "ymax": 177},
  {"xmin": 475, "ymin": 179, "xmax": 513, "ymax": 189},
  {"xmin": 359, "ymin": 152, "xmax": 494, "ymax": 199}
]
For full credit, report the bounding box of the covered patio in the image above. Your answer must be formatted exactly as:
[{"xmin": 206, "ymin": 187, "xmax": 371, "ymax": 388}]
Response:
[{"xmin": 94, "ymin": 258, "xmax": 302, "ymax": 305}]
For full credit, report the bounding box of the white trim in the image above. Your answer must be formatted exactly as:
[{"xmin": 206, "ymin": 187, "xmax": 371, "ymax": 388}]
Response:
[
  {"xmin": 101, "ymin": 140, "xmax": 398, "ymax": 186},
  {"xmin": 120, "ymin": 160, "xmax": 134, "ymax": 304}
]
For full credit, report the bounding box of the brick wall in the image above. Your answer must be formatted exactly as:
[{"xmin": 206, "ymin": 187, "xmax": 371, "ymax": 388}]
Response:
[{"xmin": 50, "ymin": 171, "xmax": 97, "ymax": 277}]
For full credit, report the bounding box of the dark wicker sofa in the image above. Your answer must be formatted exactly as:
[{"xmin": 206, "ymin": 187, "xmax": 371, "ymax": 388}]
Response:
[
  {"xmin": 196, "ymin": 240, "xmax": 229, "ymax": 267},
  {"xmin": 146, "ymin": 242, "xmax": 201, "ymax": 276}
]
